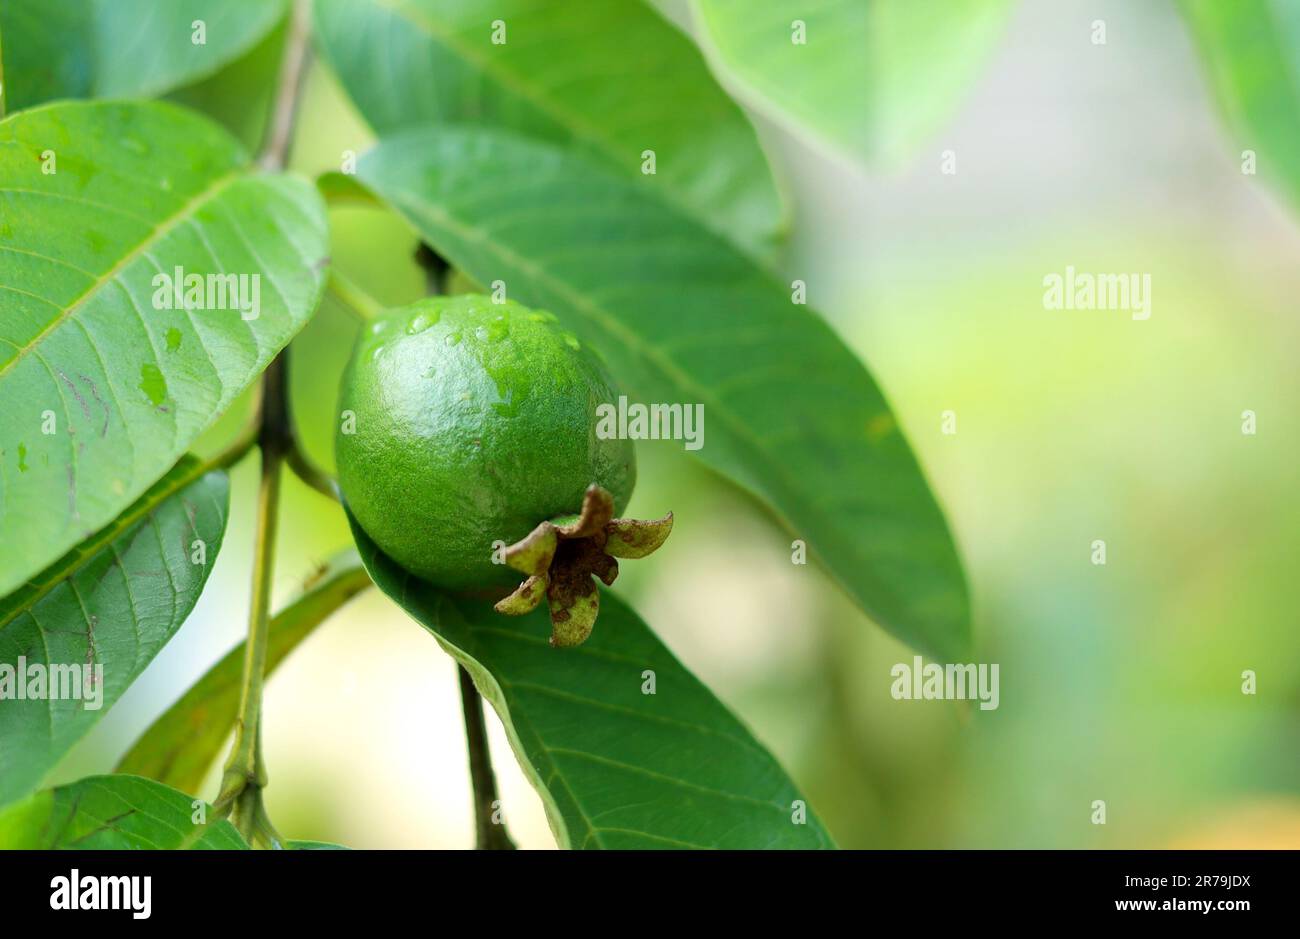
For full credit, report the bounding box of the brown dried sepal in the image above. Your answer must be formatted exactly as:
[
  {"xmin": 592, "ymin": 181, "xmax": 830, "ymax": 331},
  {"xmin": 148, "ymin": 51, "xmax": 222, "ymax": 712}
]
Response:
[{"xmin": 493, "ymin": 484, "xmax": 673, "ymax": 647}]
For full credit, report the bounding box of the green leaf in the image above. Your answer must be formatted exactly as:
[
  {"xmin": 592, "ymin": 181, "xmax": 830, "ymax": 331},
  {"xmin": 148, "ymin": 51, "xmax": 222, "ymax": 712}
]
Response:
[
  {"xmin": 0, "ymin": 0, "xmax": 287, "ymax": 111},
  {"xmin": 116, "ymin": 550, "xmax": 372, "ymax": 793},
  {"xmin": 289, "ymin": 840, "xmax": 350, "ymax": 849},
  {"xmin": 0, "ymin": 459, "xmax": 227, "ymax": 808},
  {"xmin": 0, "ymin": 100, "xmax": 327, "ymax": 598},
  {"xmin": 355, "ymin": 127, "xmax": 969, "ymax": 662},
  {"xmin": 349, "ymin": 510, "xmax": 834, "ymax": 849},
  {"xmin": 690, "ymin": 0, "xmax": 1012, "ymax": 168},
  {"xmin": 1179, "ymin": 0, "xmax": 1300, "ymax": 211},
  {"xmin": 166, "ymin": 13, "xmax": 290, "ymax": 151},
  {"xmin": 0, "ymin": 774, "xmax": 246, "ymax": 848},
  {"xmin": 312, "ymin": 0, "xmax": 781, "ymax": 252}
]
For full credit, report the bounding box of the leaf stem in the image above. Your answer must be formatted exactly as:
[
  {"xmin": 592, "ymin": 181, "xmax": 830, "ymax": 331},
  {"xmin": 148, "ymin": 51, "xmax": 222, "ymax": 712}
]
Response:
[
  {"xmin": 286, "ymin": 444, "xmax": 339, "ymax": 501},
  {"xmin": 457, "ymin": 665, "xmax": 516, "ymax": 849},
  {"xmin": 329, "ymin": 267, "xmax": 386, "ymax": 321}
]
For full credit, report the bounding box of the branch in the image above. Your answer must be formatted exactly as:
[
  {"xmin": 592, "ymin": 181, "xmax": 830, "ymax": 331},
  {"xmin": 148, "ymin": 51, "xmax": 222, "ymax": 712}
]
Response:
[
  {"xmin": 213, "ymin": 2, "xmax": 314, "ymax": 846},
  {"xmin": 259, "ymin": 0, "xmax": 313, "ymax": 172}
]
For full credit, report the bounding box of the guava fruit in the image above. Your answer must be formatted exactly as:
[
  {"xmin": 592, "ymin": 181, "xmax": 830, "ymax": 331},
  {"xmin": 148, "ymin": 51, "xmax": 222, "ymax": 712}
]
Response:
[{"xmin": 336, "ymin": 295, "xmax": 671, "ymax": 646}]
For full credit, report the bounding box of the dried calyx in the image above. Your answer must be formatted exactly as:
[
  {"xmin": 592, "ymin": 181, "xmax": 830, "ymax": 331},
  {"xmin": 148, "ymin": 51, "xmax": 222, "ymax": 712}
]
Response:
[{"xmin": 494, "ymin": 484, "xmax": 672, "ymax": 647}]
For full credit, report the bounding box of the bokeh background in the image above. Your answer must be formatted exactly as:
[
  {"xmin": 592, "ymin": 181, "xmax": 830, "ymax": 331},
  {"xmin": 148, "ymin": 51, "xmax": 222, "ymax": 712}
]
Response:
[{"xmin": 51, "ymin": 0, "xmax": 1300, "ymax": 848}]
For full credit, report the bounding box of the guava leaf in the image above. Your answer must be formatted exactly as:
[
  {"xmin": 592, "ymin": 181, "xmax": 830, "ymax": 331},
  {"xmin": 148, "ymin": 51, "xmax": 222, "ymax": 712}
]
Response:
[
  {"xmin": 0, "ymin": 0, "xmax": 287, "ymax": 112},
  {"xmin": 0, "ymin": 100, "xmax": 327, "ymax": 598},
  {"xmin": 690, "ymin": 0, "xmax": 1012, "ymax": 168},
  {"xmin": 289, "ymin": 840, "xmax": 350, "ymax": 849},
  {"xmin": 116, "ymin": 550, "xmax": 372, "ymax": 794},
  {"xmin": 1179, "ymin": 0, "xmax": 1300, "ymax": 212},
  {"xmin": 0, "ymin": 774, "xmax": 246, "ymax": 848},
  {"xmin": 312, "ymin": 0, "xmax": 781, "ymax": 253},
  {"xmin": 355, "ymin": 127, "xmax": 970, "ymax": 662},
  {"xmin": 0, "ymin": 459, "xmax": 227, "ymax": 809},
  {"xmin": 167, "ymin": 13, "xmax": 290, "ymax": 151},
  {"xmin": 348, "ymin": 510, "xmax": 834, "ymax": 849}
]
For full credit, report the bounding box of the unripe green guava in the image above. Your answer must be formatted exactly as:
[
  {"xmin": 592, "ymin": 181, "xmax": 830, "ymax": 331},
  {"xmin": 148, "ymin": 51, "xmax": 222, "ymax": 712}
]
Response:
[{"xmin": 336, "ymin": 295, "xmax": 636, "ymax": 592}]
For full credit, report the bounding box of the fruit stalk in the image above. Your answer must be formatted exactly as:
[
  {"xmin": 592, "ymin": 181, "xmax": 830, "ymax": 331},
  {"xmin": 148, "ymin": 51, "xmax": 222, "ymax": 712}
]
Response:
[{"xmin": 457, "ymin": 666, "xmax": 516, "ymax": 850}]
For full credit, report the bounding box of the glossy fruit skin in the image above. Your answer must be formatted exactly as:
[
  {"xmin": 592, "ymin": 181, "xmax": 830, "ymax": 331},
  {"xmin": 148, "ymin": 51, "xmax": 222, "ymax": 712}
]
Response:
[{"xmin": 336, "ymin": 295, "xmax": 636, "ymax": 592}]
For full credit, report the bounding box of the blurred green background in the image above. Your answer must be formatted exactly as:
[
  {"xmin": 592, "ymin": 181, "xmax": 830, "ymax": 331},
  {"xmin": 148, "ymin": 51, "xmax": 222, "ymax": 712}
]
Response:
[{"xmin": 50, "ymin": 0, "xmax": 1300, "ymax": 848}]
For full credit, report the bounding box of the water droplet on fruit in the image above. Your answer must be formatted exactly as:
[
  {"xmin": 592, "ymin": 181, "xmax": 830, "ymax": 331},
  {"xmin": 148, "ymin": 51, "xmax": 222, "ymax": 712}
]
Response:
[
  {"xmin": 474, "ymin": 315, "xmax": 510, "ymax": 344},
  {"xmin": 491, "ymin": 387, "xmax": 517, "ymax": 417},
  {"xmin": 407, "ymin": 310, "xmax": 439, "ymax": 334},
  {"xmin": 445, "ymin": 332, "xmax": 462, "ymax": 346},
  {"xmin": 563, "ymin": 333, "xmax": 581, "ymax": 350},
  {"xmin": 486, "ymin": 366, "xmax": 531, "ymax": 418}
]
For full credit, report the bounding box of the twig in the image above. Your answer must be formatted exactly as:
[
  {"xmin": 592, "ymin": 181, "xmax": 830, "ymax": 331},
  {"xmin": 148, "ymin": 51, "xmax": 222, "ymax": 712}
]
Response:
[
  {"xmin": 259, "ymin": 0, "xmax": 313, "ymax": 172},
  {"xmin": 213, "ymin": 0, "xmax": 314, "ymax": 847},
  {"xmin": 457, "ymin": 666, "xmax": 516, "ymax": 849}
]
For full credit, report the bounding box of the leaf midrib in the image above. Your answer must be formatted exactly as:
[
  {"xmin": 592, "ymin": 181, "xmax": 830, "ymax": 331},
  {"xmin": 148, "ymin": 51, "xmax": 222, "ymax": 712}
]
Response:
[{"xmin": 0, "ymin": 170, "xmax": 241, "ymax": 381}]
